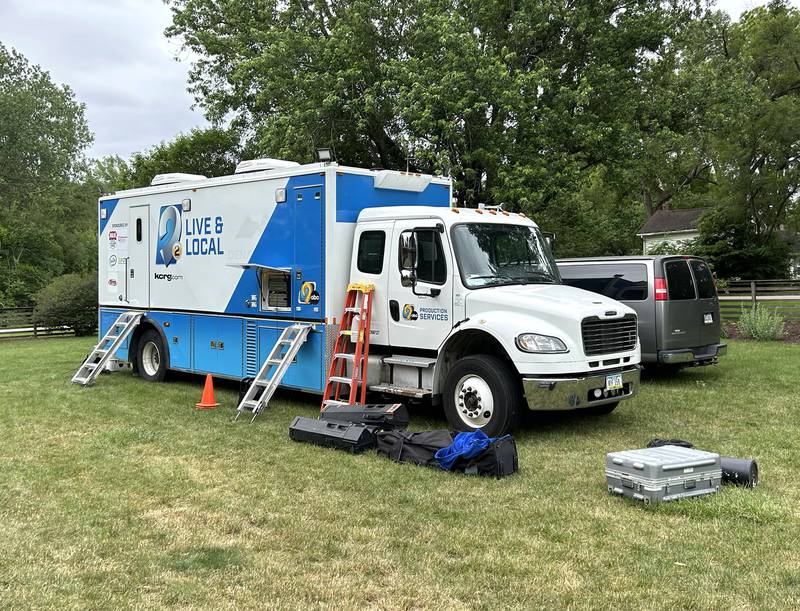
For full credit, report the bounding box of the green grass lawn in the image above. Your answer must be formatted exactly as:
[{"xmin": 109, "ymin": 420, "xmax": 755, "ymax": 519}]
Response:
[{"xmin": 1, "ymin": 338, "xmax": 799, "ymax": 609}]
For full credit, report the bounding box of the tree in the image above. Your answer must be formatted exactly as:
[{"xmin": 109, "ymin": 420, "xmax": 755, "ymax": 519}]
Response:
[
  {"xmin": 166, "ymin": 0, "xmax": 697, "ymax": 212},
  {"xmin": 0, "ymin": 43, "xmax": 93, "ymax": 305},
  {"xmin": 125, "ymin": 127, "xmax": 242, "ymax": 188}
]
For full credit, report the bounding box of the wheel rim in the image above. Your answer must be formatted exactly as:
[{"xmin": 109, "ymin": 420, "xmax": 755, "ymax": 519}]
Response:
[
  {"xmin": 454, "ymin": 374, "xmax": 494, "ymax": 428},
  {"xmin": 141, "ymin": 341, "xmax": 160, "ymax": 377}
]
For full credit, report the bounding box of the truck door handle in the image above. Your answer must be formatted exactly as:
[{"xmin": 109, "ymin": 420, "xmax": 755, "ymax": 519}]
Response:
[
  {"xmin": 130, "ymin": 269, "xmax": 134, "ymax": 278},
  {"xmin": 389, "ymin": 300, "xmax": 399, "ymax": 322}
]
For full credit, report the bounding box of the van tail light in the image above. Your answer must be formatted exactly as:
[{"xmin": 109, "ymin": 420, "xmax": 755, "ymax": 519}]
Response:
[{"xmin": 655, "ymin": 277, "xmax": 668, "ymax": 301}]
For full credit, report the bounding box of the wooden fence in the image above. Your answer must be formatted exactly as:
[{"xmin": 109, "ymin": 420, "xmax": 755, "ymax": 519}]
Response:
[
  {"xmin": 718, "ymin": 280, "xmax": 800, "ymax": 321},
  {"xmin": 0, "ymin": 306, "xmax": 75, "ymax": 339}
]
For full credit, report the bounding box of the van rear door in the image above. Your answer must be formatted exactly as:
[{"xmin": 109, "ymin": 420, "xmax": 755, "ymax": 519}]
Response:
[
  {"xmin": 688, "ymin": 258, "xmax": 721, "ymax": 346},
  {"xmin": 659, "ymin": 258, "xmax": 698, "ymax": 350}
]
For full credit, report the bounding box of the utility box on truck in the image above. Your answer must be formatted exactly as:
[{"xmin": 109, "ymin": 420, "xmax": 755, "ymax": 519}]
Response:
[{"xmin": 97, "ymin": 160, "xmax": 641, "ymax": 434}]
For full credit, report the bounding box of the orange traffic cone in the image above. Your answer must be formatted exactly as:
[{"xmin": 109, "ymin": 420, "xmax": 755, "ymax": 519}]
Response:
[{"xmin": 195, "ymin": 374, "xmax": 220, "ymax": 410}]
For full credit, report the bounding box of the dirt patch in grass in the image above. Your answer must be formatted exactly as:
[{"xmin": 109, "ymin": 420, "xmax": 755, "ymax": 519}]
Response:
[{"xmin": 724, "ymin": 320, "xmax": 800, "ymax": 342}]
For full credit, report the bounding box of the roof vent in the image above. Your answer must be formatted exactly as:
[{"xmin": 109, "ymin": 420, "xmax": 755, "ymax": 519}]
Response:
[
  {"xmin": 150, "ymin": 173, "xmax": 207, "ymax": 186},
  {"xmin": 235, "ymin": 158, "xmax": 300, "ymax": 174}
]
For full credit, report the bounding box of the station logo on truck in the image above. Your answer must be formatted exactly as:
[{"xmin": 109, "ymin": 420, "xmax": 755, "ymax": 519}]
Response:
[
  {"xmin": 298, "ymin": 281, "xmax": 320, "ymax": 305},
  {"xmin": 403, "ymin": 303, "xmax": 448, "ymax": 322},
  {"xmin": 156, "ymin": 205, "xmax": 182, "ymax": 267},
  {"xmin": 155, "ymin": 204, "xmax": 226, "ymax": 272},
  {"xmin": 402, "ymin": 304, "xmax": 418, "ymax": 321}
]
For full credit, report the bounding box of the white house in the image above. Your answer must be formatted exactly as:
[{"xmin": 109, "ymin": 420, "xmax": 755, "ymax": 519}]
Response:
[{"xmin": 637, "ymin": 208, "xmax": 705, "ymax": 254}]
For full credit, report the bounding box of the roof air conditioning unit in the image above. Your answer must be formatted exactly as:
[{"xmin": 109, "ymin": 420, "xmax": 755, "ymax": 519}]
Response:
[
  {"xmin": 235, "ymin": 158, "xmax": 300, "ymax": 174},
  {"xmin": 150, "ymin": 173, "xmax": 207, "ymax": 186}
]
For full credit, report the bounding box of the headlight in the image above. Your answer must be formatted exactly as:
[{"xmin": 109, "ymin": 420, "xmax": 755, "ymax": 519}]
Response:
[{"xmin": 516, "ymin": 333, "xmax": 568, "ymax": 353}]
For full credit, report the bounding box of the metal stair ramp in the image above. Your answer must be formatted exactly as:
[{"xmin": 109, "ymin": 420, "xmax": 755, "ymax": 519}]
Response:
[
  {"xmin": 320, "ymin": 283, "xmax": 374, "ymax": 409},
  {"xmin": 71, "ymin": 311, "xmax": 143, "ymax": 386},
  {"xmin": 236, "ymin": 323, "xmax": 312, "ymax": 422}
]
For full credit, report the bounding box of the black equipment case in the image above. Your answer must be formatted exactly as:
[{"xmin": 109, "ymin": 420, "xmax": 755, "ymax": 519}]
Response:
[
  {"xmin": 289, "ymin": 416, "xmax": 376, "ymax": 453},
  {"xmin": 319, "ymin": 403, "xmax": 409, "ymax": 430},
  {"xmin": 453, "ymin": 436, "xmax": 518, "ymax": 478}
]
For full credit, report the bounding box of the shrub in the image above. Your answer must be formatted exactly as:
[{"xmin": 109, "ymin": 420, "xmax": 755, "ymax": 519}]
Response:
[
  {"xmin": 737, "ymin": 305, "xmax": 785, "ymax": 341},
  {"xmin": 33, "ymin": 273, "xmax": 97, "ymax": 336}
]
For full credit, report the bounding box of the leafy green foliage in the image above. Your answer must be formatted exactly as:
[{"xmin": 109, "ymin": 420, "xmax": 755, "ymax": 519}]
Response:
[
  {"xmin": 125, "ymin": 127, "xmax": 242, "ymax": 189},
  {"xmin": 0, "ymin": 43, "xmax": 93, "ymax": 306},
  {"xmin": 737, "ymin": 304, "xmax": 786, "ymax": 340},
  {"xmin": 33, "ymin": 273, "xmax": 97, "ymax": 336}
]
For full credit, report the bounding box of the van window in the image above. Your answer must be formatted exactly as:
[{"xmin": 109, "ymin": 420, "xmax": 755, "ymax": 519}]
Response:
[
  {"xmin": 559, "ymin": 263, "xmax": 648, "ymax": 301},
  {"xmin": 664, "ymin": 260, "xmax": 696, "ymax": 300},
  {"xmin": 400, "ymin": 230, "xmax": 446, "ymax": 284},
  {"xmin": 357, "ymin": 231, "xmax": 385, "ymax": 274},
  {"xmin": 690, "ymin": 259, "xmax": 716, "ymax": 299}
]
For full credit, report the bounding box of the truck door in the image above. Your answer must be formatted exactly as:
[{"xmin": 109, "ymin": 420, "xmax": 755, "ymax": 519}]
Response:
[
  {"xmin": 351, "ymin": 222, "xmax": 393, "ymax": 346},
  {"xmin": 127, "ymin": 205, "xmax": 150, "ymax": 307},
  {"xmin": 387, "ymin": 220, "xmax": 453, "ymax": 350}
]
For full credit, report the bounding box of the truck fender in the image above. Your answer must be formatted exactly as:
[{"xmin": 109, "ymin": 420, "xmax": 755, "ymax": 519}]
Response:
[
  {"xmin": 432, "ymin": 317, "xmax": 518, "ymax": 396},
  {"xmin": 129, "ymin": 316, "xmax": 171, "ymax": 372}
]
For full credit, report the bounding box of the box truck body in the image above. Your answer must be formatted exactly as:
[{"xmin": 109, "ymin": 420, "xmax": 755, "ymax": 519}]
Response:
[{"xmin": 97, "ymin": 161, "xmax": 641, "ymax": 434}]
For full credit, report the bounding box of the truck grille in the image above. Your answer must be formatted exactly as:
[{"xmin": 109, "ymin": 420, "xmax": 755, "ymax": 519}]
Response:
[{"xmin": 581, "ymin": 314, "xmax": 638, "ymax": 356}]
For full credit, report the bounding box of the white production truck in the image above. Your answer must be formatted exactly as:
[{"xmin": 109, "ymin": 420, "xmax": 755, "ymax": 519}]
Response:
[{"xmin": 90, "ymin": 158, "xmax": 640, "ymax": 434}]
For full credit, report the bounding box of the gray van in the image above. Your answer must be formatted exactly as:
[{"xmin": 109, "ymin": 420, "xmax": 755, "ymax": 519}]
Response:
[{"xmin": 556, "ymin": 256, "xmax": 727, "ymax": 368}]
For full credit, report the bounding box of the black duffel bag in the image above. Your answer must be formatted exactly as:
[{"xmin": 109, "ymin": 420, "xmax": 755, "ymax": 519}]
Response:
[
  {"xmin": 376, "ymin": 429, "xmax": 453, "ymax": 468},
  {"xmin": 451, "ymin": 435, "xmax": 518, "ymax": 478}
]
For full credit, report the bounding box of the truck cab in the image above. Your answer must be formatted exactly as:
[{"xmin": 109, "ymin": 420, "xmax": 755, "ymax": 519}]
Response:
[{"xmin": 349, "ymin": 206, "xmax": 641, "ymax": 435}]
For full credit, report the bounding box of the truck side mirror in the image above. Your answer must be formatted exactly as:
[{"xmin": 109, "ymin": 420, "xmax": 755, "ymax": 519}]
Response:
[
  {"xmin": 542, "ymin": 231, "xmax": 556, "ymax": 251},
  {"xmin": 399, "ymin": 231, "xmax": 418, "ymax": 271},
  {"xmin": 400, "ymin": 269, "xmax": 416, "ymax": 288}
]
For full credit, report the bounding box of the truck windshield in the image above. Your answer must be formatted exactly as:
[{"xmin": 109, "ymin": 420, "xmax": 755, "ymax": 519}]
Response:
[{"xmin": 451, "ymin": 223, "xmax": 561, "ymax": 288}]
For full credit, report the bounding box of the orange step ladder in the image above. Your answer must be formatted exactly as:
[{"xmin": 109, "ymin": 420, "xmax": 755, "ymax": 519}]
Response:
[{"xmin": 321, "ymin": 283, "xmax": 374, "ymax": 409}]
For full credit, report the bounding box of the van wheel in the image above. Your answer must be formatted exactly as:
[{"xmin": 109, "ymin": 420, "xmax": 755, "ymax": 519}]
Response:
[
  {"xmin": 587, "ymin": 401, "xmax": 619, "ymax": 415},
  {"xmin": 443, "ymin": 355, "xmax": 521, "ymax": 436},
  {"xmin": 137, "ymin": 329, "xmax": 168, "ymax": 382}
]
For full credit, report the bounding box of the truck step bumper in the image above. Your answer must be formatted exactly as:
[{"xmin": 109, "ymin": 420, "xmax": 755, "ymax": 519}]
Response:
[
  {"xmin": 658, "ymin": 343, "xmax": 727, "ymax": 365},
  {"xmin": 522, "ymin": 365, "xmax": 640, "ymax": 411}
]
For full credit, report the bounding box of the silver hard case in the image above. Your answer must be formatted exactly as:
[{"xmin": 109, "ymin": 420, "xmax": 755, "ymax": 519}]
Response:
[{"xmin": 606, "ymin": 445, "xmax": 722, "ymax": 504}]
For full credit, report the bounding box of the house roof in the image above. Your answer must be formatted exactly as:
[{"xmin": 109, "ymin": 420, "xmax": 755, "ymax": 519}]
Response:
[{"xmin": 637, "ymin": 208, "xmax": 705, "ymax": 236}]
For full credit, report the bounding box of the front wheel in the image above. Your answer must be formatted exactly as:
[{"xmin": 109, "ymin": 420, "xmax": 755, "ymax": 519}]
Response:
[
  {"xmin": 442, "ymin": 355, "xmax": 522, "ymax": 436},
  {"xmin": 136, "ymin": 329, "xmax": 168, "ymax": 382}
]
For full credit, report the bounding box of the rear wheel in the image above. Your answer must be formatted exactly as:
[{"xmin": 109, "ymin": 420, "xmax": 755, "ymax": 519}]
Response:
[
  {"xmin": 443, "ymin": 355, "xmax": 521, "ymax": 436},
  {"xmin": 136, "ymin": 329, "xmax": 168, "ymax": 382}
]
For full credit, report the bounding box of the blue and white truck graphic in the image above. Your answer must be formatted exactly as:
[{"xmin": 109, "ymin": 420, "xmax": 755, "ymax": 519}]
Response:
[{"xmin": 97, "ymin": 159, "xmax": 641, "ymax": 434}]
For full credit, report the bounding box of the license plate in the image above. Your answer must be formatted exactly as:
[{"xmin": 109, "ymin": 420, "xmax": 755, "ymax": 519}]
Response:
[
  {"xmin": 606, "ymin": 373, "xmax": 623, "ymax": 391},
  {"xmin": 704, "ymin": 313, "xmax": 713, "ymax": 325}
]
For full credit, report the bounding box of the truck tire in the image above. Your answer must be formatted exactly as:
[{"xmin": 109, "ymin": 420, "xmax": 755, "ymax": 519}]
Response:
[
  {"xmin": 137, "ymin": 329, "xmax": 168, "ymax": 382},
  {"xmin": 443, "ymin": 355, "xmax": 521, "ymax": 436}
]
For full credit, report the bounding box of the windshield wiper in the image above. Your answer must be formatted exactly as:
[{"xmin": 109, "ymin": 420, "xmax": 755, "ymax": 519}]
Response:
[{"xmin": 468, "ymin": 274, "xmax": 515, "ymax": 284}]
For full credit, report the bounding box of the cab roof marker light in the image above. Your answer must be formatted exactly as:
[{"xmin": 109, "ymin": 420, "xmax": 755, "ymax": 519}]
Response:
[{"xmin": 655, "ymin": 277, "xmax": 668, "ymax": 301}]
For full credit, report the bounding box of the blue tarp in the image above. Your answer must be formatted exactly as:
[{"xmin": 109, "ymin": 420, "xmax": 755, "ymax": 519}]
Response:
[{"xmin": 435, "ymin": 429, "xmax": 507, "ymax": 470}]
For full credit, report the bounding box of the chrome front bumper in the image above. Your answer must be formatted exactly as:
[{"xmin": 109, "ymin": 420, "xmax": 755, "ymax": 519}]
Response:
[
  {"xmin": 522, "ymin": 365, "xmax": 640, "ymax": 411},
  {"xmin": 658, "ymin": 343, "xmax": 727, "ymax": 365}
]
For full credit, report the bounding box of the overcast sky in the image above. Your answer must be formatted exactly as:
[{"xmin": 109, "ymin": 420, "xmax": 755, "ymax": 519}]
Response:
[{"xmin": 0, "ymin": 0, "xmax": 794, "ymax": 160}]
